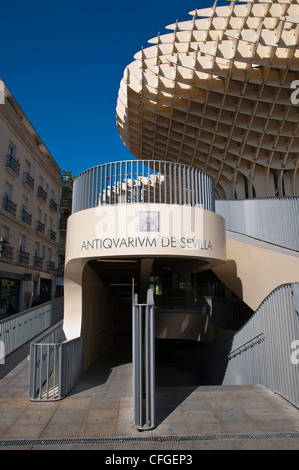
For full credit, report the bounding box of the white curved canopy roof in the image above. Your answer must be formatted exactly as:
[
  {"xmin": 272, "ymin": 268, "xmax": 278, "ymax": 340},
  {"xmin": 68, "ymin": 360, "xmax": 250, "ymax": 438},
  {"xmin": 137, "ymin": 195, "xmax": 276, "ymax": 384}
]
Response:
[{"xmin": 116, "ymin": 0, "xmax": 299, "ymax": 199}]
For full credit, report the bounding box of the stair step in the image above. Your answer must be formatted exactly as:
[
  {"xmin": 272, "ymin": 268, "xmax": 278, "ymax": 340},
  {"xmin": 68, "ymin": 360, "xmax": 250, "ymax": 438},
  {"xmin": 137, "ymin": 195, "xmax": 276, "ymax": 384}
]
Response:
[{"xmin": 155, "ymin": 365, "xmax": 200, "ymax": 386}]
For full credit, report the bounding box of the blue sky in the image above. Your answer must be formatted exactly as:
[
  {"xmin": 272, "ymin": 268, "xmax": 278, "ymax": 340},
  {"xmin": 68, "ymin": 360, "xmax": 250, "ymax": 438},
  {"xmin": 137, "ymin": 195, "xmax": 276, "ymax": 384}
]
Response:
[{"xmin": 0, "ymin": 0, "xmax": 225, "ymax": 177}]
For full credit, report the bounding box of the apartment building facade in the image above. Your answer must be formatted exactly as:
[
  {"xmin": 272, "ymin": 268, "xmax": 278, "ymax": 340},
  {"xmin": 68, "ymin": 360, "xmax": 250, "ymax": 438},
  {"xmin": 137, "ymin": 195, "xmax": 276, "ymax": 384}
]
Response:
[{"xmin": 0, "ymin": 81, "xmax": 61, "ymax": 315}]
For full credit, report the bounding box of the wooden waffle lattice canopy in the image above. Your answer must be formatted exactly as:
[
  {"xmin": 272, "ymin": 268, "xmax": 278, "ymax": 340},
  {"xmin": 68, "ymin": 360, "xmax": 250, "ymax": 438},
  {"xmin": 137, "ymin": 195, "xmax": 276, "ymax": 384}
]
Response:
[{"xmin": 116, "ymin": 0, "xmax": 299, "ymax": 199}]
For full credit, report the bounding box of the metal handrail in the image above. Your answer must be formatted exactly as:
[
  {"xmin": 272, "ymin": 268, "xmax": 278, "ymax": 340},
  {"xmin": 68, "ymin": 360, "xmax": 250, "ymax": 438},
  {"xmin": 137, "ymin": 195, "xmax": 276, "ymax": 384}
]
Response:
[
  {"xmin": 0, "ymin": 297, "xmax": 64, "ymax": 358},
  {"xmin": 29, "ymin": 322, "xmax": 83, "ymax": 401}
]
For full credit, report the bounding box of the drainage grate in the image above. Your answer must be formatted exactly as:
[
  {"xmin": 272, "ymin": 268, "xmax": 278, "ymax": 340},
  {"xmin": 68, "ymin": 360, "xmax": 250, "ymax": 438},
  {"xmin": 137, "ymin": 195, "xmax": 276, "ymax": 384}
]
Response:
[{"xmin": 1, "ymin": 432, "xmax": 299, "ymax": 448}]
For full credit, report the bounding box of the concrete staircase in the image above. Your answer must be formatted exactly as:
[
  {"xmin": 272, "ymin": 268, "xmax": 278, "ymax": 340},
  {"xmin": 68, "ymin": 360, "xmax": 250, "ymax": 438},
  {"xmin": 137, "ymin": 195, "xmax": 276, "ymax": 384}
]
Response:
[{"xmin": 155, "ymin": 339, "xmax": 202, "ymax": 387}]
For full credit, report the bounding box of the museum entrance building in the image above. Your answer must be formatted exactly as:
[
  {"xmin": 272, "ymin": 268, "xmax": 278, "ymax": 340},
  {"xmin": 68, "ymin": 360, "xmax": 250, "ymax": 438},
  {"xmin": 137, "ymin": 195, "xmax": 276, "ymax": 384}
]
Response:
[
  {"xmin": 59, "ymin": 0, "xmax": 299, "ymax": 429},
  {"xmin": 63, "ymin": 160, "xmax": 233, "ymax": 354},
  {"xmin": 62, "ymin": 157, "xmax": 299, "ymax": 429},
  {"xmin": 62, "ymin": 160, "xmax": 259, "ymax": 428}
]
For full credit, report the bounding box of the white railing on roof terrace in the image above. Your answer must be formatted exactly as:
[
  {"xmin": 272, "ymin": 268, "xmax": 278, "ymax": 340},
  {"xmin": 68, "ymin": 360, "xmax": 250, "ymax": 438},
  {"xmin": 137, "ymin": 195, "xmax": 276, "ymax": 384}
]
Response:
[{"xmin": 72, "ymin": 160, "xmax": 215, "ymax": 214}]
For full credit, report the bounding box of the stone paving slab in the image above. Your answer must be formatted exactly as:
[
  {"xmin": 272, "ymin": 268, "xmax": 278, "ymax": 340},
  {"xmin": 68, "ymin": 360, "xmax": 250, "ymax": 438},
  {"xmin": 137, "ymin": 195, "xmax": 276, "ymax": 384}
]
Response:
[{"xmin": 1, "ymin": 342, "xmax": 299, "ymax": 450}]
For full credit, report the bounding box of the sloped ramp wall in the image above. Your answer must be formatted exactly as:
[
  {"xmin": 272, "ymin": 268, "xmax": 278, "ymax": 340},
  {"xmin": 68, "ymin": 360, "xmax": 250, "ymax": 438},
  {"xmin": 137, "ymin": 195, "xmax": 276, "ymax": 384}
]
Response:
[
  {"xmin": 215, "ymin": 198, "xmax": 299, "ymax": 252},
  {"xmin": 220, "ymin": 284, "xmax": 299, "ymax": 408}
]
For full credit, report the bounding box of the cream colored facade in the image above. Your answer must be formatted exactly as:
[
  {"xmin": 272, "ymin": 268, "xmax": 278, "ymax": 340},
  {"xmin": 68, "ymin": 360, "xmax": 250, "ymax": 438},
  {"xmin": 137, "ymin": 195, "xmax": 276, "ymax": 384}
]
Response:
[{"xmin": 0, "ymin": 81, "xmax": 61, "ymax": 313}]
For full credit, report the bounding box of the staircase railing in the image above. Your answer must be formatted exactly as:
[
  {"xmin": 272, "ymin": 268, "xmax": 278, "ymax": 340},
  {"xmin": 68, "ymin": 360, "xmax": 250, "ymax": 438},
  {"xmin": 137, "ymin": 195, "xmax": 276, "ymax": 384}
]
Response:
[
  {"xmin": 0, "ymin": 297, "xmax": 64, "ymax": 359},
  {"xmin": 29, "ymin": 321, "xmax": 83, "ymax": 401}
]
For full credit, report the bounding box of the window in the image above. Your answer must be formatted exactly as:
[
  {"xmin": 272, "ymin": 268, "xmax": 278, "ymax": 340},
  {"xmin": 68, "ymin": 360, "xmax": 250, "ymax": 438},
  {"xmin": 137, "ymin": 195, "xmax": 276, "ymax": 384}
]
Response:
[
  {"xmin": 34, "ymin": 243, "xmax": 43, "ymax": 267},
  {"xmin": 37, "ymin": 177, "xmax": 47, "ymax": 201},
  {"xmin": 18, "ymin": 235, "xmax": 29, "ymax": 263},
  {"xmin": 21, "ymin": 197, "xmax": 32, "ymax": 225},
  {"xmin": 36, "ymin": 209, "xmax": 45, "ymax": 233},
  {"xmin": 35, "ymin": 242, "xmax": 40, "ymax": 257},
  {"xmin": 6, "ymin": 144, "xmax": 20, "ymax": 176},
  {"xmin": 0, "ymin": 226, "xmax": 12, "ymax": 258},
  {"xmin": 49, "ymin": 217, "xmax": 56, "ymax": 240},
  {"xmin": 22, "ymin": 196, "xmax": 29, "ymax": 211},
  {"xmin": 1, "ymin": 226, "xmax": 9, "ymax": 242},
  {"xmin": 3, "ymin": 182, "xmax": 16, "ymax": 216},
  {"xmin": 5, "ymin": 181, "xmax": 13, "ymax": 200},
  {"xmin": 19, "ymin": 235, "xmax": 26, "ymax": 252},
  {"xmin": 8, "ymin": 143, "xmax": 16, "ymax": 158},
  {"xmin": 25, "ymin": 160, "xmax": 31, "ymax": 174},
  {"xmin": 48, "ymin": 248, "xmax": 55, "ymax": 270},
  {"xmin": 23, "ymin": 160, "xmax": 34, "ymax": 189},
  {"xmin": 37, "ymin": 208, "xmax": 42, "ymax": 222}
]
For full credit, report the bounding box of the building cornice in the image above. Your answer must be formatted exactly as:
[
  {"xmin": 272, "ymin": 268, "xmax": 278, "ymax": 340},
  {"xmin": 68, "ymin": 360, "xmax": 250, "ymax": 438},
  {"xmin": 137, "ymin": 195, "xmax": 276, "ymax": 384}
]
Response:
[{"xmin": 0, "ymin": 82, "xmax": 61, "ymax": 184}]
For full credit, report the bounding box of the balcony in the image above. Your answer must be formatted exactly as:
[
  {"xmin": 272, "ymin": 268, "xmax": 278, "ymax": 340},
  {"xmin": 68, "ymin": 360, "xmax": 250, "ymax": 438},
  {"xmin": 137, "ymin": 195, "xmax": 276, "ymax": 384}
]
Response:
[
  {"xmin": 18, "ymin": 250, "xmax": 30, "ymax": 264},
  {"xmin": 57, "ymin": 266, "xmax": 64, "ymax": 277},
  {"xmin": 37, "ymin": 185, "xmax": 47, "ymax": 202},
  {"xmin": 60, "ymin": 198, "xmax": 72, "ymax": 211},
  {"xmin": 1, "ymin": 245, "xmax": 14, "ymax": 260},
  {"xmin": 58, "ymin": 244, "xmax": 65, "ymax": 254},
  {"xmin": 23, "ymin": 172, "xmax": 35, "ymax": 190},
  {"xmin": 49, "ymin": 199, "xmax": 58, "ymax": 212},
  {"xmin": 49, "ymin": 229, "xmax": 56, "ymax": 241},
  {"xmin": 34, "ymin": 255, "xmax": 43, "ymax": 268},
  {"xmin": 2, "ymin": 193, "xmax": 17, "ymax": 216},
  {"xmin": 6, "ymin": 154, "xmax": 20, "ymax": 176},
  {"xmin": 21, "ymin": 206, "xmax": 32, "ymax": 226},
  {"xmin": 59, "ymin": 218, "xmax": 67, "ymax": 230},
  {"xmin": 36, "ymin": 220, "xmax": 45, "ymax": 234},
  {"xmin": 47, "ymin": 261, "xmax": 56, "ymax": 271}
]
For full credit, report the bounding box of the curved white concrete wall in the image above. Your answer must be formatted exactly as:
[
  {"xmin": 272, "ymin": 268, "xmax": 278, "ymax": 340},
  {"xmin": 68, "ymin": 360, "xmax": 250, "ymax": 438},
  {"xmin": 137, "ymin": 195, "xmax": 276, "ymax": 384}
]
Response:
[{"xmin": 63, "ymin": 203, "xmax": 226, "ymax": 341}]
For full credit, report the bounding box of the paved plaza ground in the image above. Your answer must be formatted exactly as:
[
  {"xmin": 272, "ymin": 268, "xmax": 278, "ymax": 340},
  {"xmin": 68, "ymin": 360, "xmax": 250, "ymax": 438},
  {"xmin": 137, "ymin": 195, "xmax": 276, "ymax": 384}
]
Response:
[{"xmin": 1, "ymin": 339, "xmax": 299, "ymax": 450}]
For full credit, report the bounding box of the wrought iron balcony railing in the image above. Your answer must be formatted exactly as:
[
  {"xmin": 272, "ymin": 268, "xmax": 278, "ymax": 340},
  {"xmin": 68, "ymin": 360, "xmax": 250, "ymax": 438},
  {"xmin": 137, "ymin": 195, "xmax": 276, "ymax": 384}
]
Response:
[
  {"xmin": 37, "ymin": 185, "xmax": 47, "ymax": 202},
  {"xmin": 59, "ymin": 219, "xmax": 67, "ymax": 230},
  {"xmin": 23, "ymin": 172, "xmax": 35, "ymax": 190},
  {"xmin": 49, "ymin": 229, "xmax": 56, "ymax": 241},
  {"xmin": 60, "ymin": 198, "xmax": 72, "ymax": 210},
  {"xmin": 21, "ymin": 206, "xmax": 32, "ymax": 225},
  {"xmin": 6, "ymin": 154, "xmax": 20, "ymax": 176},
  {"xmin": 18, "ymin": 250, "xmax": 30, "ymax": 264},
  {"xmin": 36, "ymin": 220, "xmax": 45, "ymax": 234},
  {"xmin": 1, "ymin": 245, "xmax": 14, "ymax": 260},
  {"xmin": 47, "ymin": 261, "xmax": 56, "ymax": 271},
  {"xmin": 2, "ymin": 193, "xmax": 17, "ymax": 216},
  {"xmin": 49, "ymin": 199, "xmax": 58, "ymax": 212},
  {"xmin": 34, "ymin": 255, "xmax": 43, "ymax": 268}
]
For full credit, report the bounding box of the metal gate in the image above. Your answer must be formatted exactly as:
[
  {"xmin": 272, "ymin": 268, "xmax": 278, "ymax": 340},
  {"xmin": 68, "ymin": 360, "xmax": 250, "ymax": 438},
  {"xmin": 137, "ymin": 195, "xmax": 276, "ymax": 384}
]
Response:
[{"xmin": 132, "ymin": 289, "xmax": 155, "ymax": 430}]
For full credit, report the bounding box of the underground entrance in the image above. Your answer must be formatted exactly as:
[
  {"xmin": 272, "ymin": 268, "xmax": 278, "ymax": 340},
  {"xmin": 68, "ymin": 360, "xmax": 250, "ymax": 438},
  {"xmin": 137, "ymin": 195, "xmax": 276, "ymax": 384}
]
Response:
[{"xmin": 81, "ymin": 258, "xmax": 253, "ymax": 385}]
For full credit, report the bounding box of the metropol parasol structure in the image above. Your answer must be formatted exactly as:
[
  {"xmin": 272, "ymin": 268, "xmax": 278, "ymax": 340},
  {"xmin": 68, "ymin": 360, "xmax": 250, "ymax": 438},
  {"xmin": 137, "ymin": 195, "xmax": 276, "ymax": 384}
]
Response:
[{"xmin": 116, "ymin": 0, "xmax": 299, "ymax": 200}]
